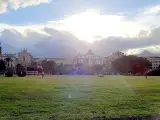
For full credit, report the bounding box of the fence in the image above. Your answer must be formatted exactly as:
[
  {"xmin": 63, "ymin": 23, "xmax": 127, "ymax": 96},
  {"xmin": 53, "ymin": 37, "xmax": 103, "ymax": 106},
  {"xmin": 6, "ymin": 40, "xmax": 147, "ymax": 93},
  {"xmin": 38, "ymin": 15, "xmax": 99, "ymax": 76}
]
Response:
[{"xmin": 27, "ymin": 71, "xmax": 38, "ymax": 75}]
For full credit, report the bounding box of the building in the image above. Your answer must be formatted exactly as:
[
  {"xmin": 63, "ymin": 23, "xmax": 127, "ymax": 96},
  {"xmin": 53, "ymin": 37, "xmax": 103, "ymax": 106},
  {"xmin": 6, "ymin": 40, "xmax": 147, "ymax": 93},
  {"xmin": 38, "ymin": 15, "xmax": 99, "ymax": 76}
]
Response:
[
  {"xmin": 0, "ymin": 54, "xmax": 17, "ymax": 67},
  {"xmin": 104, "ymin": 51, "xmax": 125, "ymax": 64},
  {"xmin": 0, "ymin": 42, "xmax": 17, "ymax": 67},
  {"xmin": 18, "ymin": 49, "xmax": 33, "ymax": 67},
  {"xmin": 0, "ymin": 42, "xmax": 125, "ymax": 73},
  {"xmin": 73, "ymin": 49, "xmax": 104, "ymax": 66},
  {"xmin": 147, "ymin": 57, "xmax": 160, "ymax": 69},
  {"xmin": 35, "ymin": 58, "xmax": 66, "ymax": 65},
  {"xmin": 104, "ymin": 51, "xmax": 125, "ymax": 71}
]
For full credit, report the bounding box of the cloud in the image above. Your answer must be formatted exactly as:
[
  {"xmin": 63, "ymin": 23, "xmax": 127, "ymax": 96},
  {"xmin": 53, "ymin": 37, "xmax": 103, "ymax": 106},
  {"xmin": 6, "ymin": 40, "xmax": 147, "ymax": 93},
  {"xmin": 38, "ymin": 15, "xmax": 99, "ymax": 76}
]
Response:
[
  {"xmin": 135, "ymin": 5, "xmax": 160, "ymax": 28},
  {"xmin": 1, "ymin": 25, "xmax": 160, "ymax": 58},
  {"xmin": 0, "ymin": 1, "xmax": 8, "ymax": 13},
  {"xmin": 48, "ymin": 10, "xmax": 145, "ymax": 42},
  {"xmin": 125, "ymin": 45, "xmax": 160, "ymax": 55},
  {"xmin": 0, "ymin": 0, "xmax": 51, "ymax": 14},
  {"xmin": 1, "ymin": 4, "xmax": 160, "ymax": 57},
  {"xmin": 143, "ymin": 5, "xmax": 160, "ymax": 15},
  {"xmin": 0, "ymin": 25, "xmax": 89, "ymax": 58},
  {"xmin": 90, "ymin": 26, "xmax": 160, "ymax": 56}
]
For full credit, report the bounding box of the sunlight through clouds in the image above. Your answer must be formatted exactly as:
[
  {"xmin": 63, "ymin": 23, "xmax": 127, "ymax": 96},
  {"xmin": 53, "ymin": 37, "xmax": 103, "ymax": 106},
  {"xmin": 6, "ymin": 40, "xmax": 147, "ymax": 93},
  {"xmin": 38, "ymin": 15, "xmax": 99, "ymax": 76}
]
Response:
[
  {"xmin": 1, "ymin": 2, "xmax": 160, "ymax": 55},
  {"xmin": 53, "ymin": 10, "xmax": 145, "ymax": 42},
  {"xmin": 124, "ymin": 45, "xmax": 160, "ymax": 55}
]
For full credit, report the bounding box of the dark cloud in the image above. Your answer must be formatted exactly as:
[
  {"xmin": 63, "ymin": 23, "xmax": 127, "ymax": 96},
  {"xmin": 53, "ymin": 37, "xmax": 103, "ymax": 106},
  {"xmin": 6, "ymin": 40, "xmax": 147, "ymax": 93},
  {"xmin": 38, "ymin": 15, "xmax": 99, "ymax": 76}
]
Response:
[
  {"xmin": 1, "ymin": 27, "xmax": 160, "ymax": 58},
  {"xmin": 91, "ymin": 28, "xmax": 160, "ymax": 56},
  {"xmin": 35, "ymin": 27, "xmax": 89, "ymax": 58},
  {"xmin": 0, "ymin": 27, "xmax": 89, "ymax": 58}
]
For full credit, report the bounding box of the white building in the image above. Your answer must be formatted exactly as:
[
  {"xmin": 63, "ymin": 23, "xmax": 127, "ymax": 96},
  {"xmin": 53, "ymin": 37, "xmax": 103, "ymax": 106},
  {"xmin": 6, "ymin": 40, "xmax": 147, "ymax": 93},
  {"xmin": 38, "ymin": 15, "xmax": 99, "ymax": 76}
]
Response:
[
  {"xmin": 73, "ymin": 49, "xmax": 104, "ymax": 66},
  {"xmin": 18, "ymin": 49, "xmax": 33, "ymax": 67},
  {"xmin": 147, "ymin": 57, "xmax": 160, "ymax": 69},
  {"xmin": 0, "ymin": 43, "xmax": 17, "ymax": 67},
  {"xmin": 0, "ymin": 54, "xmax": 17, "ymax": 67}
]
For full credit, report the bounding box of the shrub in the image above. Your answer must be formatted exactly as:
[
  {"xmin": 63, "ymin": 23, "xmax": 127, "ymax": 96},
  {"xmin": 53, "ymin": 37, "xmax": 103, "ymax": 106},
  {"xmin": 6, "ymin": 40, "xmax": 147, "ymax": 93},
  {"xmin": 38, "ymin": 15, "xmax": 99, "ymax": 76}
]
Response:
[
  {"xmin": 16, "ymin": 64, "xmax": 27, "ymax": 77},
  {"xmin": 5, "ymin": 68, "xmax": 14, "ymax": 77},
  {"xmin": 0, "ymin": 60, "xmax": 6, "ymax": 74},
  {"xmin": 146, "ymin": 69, "xmax": 160, "ymax": 76},
  {"xmin": 17, "ymin": 71, "xmax": 27, "ymax": 77}
]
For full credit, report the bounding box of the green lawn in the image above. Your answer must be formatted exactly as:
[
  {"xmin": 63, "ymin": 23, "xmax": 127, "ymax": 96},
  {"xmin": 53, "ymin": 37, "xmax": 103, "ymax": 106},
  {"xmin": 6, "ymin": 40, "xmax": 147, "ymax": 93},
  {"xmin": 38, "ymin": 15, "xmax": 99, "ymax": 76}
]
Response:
[{"xmin": 0, "ymin": 76, "xmax": 159, "ymax": 120}]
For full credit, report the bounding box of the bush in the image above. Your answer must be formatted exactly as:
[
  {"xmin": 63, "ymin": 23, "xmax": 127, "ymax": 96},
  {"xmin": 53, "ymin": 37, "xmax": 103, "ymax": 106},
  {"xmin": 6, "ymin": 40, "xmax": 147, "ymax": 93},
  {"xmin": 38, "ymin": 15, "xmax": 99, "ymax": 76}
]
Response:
[
  {"xmin": 0, "ymin": 60, "xmax": 6, "ymax": 74},
  {"xmin": 17, "ymin": 71, "xmax": 27, "ymax": 77},
  {"xmin": 16, "ymin": 64, "xmax": 27, "ymax": 77},
  {"xmin": 146, "ymin": 69, "xmax": 160, "ymax": 76},
  {"xmin": 5, "ymin": 68, "xmax": 14, "ymax": 77}
]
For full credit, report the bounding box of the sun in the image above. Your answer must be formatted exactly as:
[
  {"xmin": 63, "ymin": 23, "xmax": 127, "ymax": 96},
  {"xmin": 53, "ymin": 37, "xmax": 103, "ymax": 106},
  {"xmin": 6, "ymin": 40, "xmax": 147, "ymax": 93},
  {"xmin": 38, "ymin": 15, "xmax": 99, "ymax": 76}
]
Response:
[
  {"xmin": 62, "ymin": 10, "xmax": 100, "ymax": 42},
  {"xmin": 59, "ymin": 10, "xmax": 143, "ymax": 42}
]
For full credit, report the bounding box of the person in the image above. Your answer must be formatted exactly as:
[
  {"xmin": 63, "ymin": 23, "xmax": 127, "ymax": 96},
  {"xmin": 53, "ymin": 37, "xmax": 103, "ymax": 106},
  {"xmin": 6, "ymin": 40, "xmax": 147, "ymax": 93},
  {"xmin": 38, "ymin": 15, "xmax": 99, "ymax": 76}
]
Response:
[
  {"xmin": 77, "ymin": 67, "xmax": 80, "ymax": 75},
  {"xmin": 42, "ymin": 71, "xmax": 44, "ymax": 78}
]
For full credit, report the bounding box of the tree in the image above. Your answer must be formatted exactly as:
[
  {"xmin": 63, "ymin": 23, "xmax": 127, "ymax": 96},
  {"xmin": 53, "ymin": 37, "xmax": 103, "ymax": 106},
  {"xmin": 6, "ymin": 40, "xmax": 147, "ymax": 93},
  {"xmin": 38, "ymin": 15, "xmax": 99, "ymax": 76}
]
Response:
[
  {"xmin": 41, "ymin": 60, "xmax": 48, "ymax": 73},
  {"xmin": 60, "ymin": 65, "xmax": 72, "ymax": 75},
  {"xmin": 92, "ymin": 64, "xmax": 103, "ymax": 74},
  {"xmin": 4, "ymin": 56, "xmax": 14, "ymax": 77},
  {"xmin": 5, "ymin": 67, "xmax": 14, "ymax": 77},
  {"xmin": 112, "ymin": 55, "xmax": 151, "ymax": 75},
  {"xmin": 41, "ymin": 60, "xmax": 56, "ymax": 74},
  {"xmin": 16, "ymin": 64, "xmax": 21, "ymax": 74},
  {"xmin": 31, "ymin": 61, "xmax": 37, "ymax": 67},
  {"xmin": 112, "ymin": 56, "xmax": 130, "ymax": 74},
  {"xmin": 56, "ymin": 62, "xmax": 63, "ymax": 75},
  {"xmin": 146, "ymin": 69, "xmax": 160, "ymax": 76},
  {"xmin": 46, "ymin": 61, "xmax": 56, "ymax": 74},
  {"xmin": 0, "ymin": 59, "xmax": 6, "ymax": 74},
  {"xmin": 4, "ymin": 57, "xmax": 13, "ymax": 67},
  {"xmin": 16, "ymin": 64, "xmax": 26, "ymax": 77},
  {"xmin": 27, "ymin": 62, "xmax": 38, "ymax": 71}
]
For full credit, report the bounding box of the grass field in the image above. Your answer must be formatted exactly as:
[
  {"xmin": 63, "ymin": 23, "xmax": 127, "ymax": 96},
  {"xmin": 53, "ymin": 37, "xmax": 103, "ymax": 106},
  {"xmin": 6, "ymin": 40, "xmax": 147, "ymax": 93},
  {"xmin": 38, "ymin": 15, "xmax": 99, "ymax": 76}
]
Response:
[{"xmin": 0, "ymin": 76, "xmax": 160, "ymax": 120}]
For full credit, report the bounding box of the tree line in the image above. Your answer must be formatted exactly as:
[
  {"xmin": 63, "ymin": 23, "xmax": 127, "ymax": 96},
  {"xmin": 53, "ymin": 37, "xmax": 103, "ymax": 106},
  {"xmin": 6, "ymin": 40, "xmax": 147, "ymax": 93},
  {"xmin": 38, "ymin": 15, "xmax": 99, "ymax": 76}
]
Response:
[
  {"xmin": 0, "ymin": 58, "xmax": 72, "ymax": 76},
  {"xmin": 111, "ymin": 55, "xmax": 152, "ymax": 75},
  {"xmin": 1, "ymin": 55, "xmax": 159, "ymax": 76}
]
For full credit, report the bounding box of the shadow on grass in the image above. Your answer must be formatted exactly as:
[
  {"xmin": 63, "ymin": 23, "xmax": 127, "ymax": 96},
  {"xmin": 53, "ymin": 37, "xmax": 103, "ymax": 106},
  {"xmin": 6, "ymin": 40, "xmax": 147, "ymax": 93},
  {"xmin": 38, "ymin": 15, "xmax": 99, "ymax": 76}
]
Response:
[{"xmin": 89, "ymin": 114, "xmax": 160, "ymax": 120}]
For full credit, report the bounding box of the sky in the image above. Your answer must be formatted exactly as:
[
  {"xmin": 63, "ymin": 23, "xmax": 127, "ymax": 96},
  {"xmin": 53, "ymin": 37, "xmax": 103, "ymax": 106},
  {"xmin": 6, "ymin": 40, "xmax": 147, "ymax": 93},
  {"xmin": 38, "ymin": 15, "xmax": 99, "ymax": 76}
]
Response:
[{"xmin": 1, "ymin": 0, "xmax": 160, "ymax": 57}]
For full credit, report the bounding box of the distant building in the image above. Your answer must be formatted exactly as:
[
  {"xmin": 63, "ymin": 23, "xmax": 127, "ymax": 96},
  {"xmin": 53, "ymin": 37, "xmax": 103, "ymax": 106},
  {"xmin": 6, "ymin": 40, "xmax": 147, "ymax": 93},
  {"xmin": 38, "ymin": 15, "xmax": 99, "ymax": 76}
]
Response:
[
  {"xmin": 73, "ymin": 49, "xmax": 104, "ymax": 66},
  {"xmin": 0, "ymin": 42, "xmax": 17, "ymax": 67},
  {"xmin": 0, "ymin": 42, "xmax": 126, "ymax": 73},
  {"xmin": 146, "ymin": 57, "xmax": 160, "ymax": 69},
  {"xmin": 0, "ymin": 54, "xmax": 17, "ymax": 67},
  {"xmin": 35, "ymin": 58, "xmax": 66, "ymax": 65},
  {"xmin": 63, "ymin": 59, "xmax": 73, "ymax": 66},
  {"xmin": 18, "ymin": 49, "xmax": 33, "ymax": 67},
  {"xmin": 104, "ymin": 51, "xmax": 125, "ymax": 72}
]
